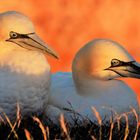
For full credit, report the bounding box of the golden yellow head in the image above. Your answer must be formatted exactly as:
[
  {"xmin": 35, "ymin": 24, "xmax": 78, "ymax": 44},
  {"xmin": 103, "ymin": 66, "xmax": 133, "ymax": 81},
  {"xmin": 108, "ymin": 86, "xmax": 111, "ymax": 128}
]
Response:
[
  {"xmin": 72, "ymin": 39, "xmax": 140, "ymax": 81},
  {"xmin": 0, "ymin": 11, "xmax": 58, "ymax": 59}
]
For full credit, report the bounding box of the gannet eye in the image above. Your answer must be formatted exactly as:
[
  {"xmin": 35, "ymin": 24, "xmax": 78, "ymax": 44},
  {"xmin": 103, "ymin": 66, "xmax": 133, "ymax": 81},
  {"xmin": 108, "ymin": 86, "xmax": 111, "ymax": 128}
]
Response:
[
  {"xmin": 9, "ymin": 31, "xmax": 18, "ymax": 39},
  {"xmin": 111, "ymin": 59, "xmax": 121, "ymax": 67}
]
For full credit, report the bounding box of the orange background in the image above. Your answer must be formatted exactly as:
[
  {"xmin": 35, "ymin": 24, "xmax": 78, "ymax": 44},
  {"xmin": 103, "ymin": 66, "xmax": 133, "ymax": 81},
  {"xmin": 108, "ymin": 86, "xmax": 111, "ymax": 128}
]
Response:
[{"xmin": 1, "ymin": 0, "xmax": 140, "ymax": 102}]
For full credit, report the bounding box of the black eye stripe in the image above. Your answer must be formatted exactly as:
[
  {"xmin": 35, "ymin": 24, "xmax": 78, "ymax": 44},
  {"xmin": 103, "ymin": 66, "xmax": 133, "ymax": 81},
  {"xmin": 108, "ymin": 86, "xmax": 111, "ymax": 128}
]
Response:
[
  {"xmin": 110, "ymin": 58, "xmax": 135, "ymax": 67},
  {"xmin": 9, "ymin": 31, "xmax": 35, "ymax": 39},
  {"xmin": 111, "ymin": 59, "xmax": 122, "ymax": 67}
]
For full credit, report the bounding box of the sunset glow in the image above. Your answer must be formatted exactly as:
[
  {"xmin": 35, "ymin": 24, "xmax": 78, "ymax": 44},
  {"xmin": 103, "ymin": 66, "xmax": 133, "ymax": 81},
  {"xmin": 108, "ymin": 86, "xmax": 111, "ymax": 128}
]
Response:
[{"xmin": 1, "ymin": 0, "xmax": 140, "ymax": 102}]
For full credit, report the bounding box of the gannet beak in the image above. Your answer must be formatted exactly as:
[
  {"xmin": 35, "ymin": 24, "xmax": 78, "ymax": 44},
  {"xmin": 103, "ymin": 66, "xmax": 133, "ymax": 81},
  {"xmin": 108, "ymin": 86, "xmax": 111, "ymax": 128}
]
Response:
[
  {"xmin": 105, "ymin": 59, "xmax": 140, "ymax": 78},
  {"xmin": 6, "ymin": 31, "xmax": 59, "ymax": 59}
]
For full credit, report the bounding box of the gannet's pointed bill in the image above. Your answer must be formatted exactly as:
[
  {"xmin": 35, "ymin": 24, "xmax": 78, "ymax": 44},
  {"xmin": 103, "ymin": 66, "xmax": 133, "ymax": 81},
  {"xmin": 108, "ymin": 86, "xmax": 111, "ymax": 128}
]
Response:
[
  {"xmin": 6, "ymin": 31, "xmax": 59, "ymax": 59},
  {"xmin": 105, "ymin": 59, "xmax": 140, "ymax": 78}
]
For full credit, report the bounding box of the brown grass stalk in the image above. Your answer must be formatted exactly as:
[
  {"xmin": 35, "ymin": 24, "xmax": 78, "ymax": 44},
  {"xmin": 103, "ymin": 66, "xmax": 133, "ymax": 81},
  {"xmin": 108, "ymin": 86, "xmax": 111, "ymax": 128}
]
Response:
[
  {"xmin": 59, "ymin": 114, "xmax": 71, "ymax": 140},
  {"xmin": 24, "ymin": 129, "xmax": 33, "ymax": 140},
  {"xmin": 92, "ymin": 107, "xmax": 102, "ymax": 140},
  {"xmin": 116, "ymin": 116, "xmax": 120, "ymax": 133},
  {"xmin": 118, "ymin": 113, "xmax": 129, "ymax": 140},
  {"xmin": 0, "ymin": 115, "xmax": 5, "ymax": 124},
  {"xmin": 16, "ymin": 103, "xmax": 21, "ymax": 128},
  {"xmin": 91, "ymin": 135, "xmax": 97, "ymax": 140},
  {"xmin": 6, "ymin": 103, "xmax": 21, "ymax": 139},
  {"xmin": 109, "ymin": 117, "xmax": 114, "ymax": 140},
  {"xmin": 46, "ymin": 126, "xmax": 50, "ymax": 140},
  {"xmin": 33, "ymin": 116, "xmax": 47, "ymax": 140},
  {"xmin": 102, "ymin": 106, "xmax": 121, "ymax": 134},
  {"xmin": 130, "ymin": 107, "xmax": 139, "ymax": 140},
  {"xmin": 2, "ymin": 112, "xmax": 19, "ymax": 140}
]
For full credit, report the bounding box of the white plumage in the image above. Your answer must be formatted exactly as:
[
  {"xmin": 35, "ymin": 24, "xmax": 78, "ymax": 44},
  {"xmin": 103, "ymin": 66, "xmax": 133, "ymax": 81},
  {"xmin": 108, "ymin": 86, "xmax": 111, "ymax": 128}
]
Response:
[
  {"xmin": 47, "ymin": 39, "xmax": 139, "ymax": 124},
  {"xmin": 0, "ymin": 11, "xmax": 58, "ymax": 120}
]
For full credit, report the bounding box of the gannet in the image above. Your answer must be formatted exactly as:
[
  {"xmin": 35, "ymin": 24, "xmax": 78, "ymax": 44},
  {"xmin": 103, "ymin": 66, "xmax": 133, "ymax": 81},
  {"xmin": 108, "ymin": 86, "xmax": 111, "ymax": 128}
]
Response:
[
  {"xmin": 0, "ymin": 11, "xmax": 58, "ymax": 120},
  {"xmin": 47, "ymin": 39, "xmax": 139, "ymax": 123}
]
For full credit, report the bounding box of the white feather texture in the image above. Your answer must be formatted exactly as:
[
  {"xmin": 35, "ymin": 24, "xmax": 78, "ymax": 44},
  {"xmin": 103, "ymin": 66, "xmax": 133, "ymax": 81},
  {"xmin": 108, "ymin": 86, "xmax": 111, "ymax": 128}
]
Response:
[
  {"xmin": 0, "ymin": 11, "xmax": 58, "ymax": 120},
  {"xmin": 47, "ymin": 39, "xmax": 139, "ymax": 124}
]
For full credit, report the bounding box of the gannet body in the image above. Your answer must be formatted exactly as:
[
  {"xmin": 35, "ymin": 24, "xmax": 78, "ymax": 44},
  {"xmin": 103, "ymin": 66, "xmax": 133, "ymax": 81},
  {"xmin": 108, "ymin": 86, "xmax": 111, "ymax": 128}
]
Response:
[
  {"xmin": 0, "ymin": 11, "xmax": 58, "ymax": 120},
  {"xmin": 47, "ymin": 39, "xmax": 139, "ymax": 123}
]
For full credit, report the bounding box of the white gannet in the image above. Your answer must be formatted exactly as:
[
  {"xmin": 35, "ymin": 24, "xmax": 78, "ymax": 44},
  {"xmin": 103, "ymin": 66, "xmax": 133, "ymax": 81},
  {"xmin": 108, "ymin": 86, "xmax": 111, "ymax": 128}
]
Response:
[
  {"xmin": 0, "ymin": 11, "xmax": 58, "ymax": 120},
  {"xmin": 47, "ymin": 39, "xmax": 139, "ymax": 124}
]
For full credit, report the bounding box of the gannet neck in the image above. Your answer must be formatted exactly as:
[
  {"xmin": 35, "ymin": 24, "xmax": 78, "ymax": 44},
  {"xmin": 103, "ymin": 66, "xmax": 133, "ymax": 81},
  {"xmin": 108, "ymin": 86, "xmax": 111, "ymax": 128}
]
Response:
[
  {"xmin": 0, "ymin": 41, "xmax": 50, "ymax": 75},
  {"xmin": 73, "ymin": 75, "xmax": 122, "ymax": 97}
]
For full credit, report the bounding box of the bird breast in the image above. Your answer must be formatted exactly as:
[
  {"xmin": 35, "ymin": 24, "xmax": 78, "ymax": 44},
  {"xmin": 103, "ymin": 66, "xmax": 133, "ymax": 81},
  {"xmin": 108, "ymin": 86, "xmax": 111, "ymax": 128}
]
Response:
[{"xmin": 0, "ymin": 50, "xmax": 50, "ymax": 119}]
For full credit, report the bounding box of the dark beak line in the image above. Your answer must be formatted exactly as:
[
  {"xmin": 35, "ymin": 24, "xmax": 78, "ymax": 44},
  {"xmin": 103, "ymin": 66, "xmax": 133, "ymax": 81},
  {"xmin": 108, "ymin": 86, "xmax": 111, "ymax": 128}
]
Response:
[
  {"xmin": 128, "ymin": 62, "xmax": 140, "ymax": 71},
  {"xmin": 105, "ymin": 68, "xmax": 126, "ymax": 77},
  {"xmin": 6, "ymin": 33, "xmax": 59, "ymax": 59},
  {"xmin": 20, "ymin": 40, "xmax": 59, "ymax": 59},
  {"xmin": 5, "ymin": 39, "xmax": 29, "ymax": 50},
  {"xmin": 27, "ymin": 36, "xmax": 59, "ymax": 59},
  {"xmin": 104, "ymin": 60, "xmax": 140, "ymax": 77},
  {"xmin": 104, "ymin": 60, "xmax": 136, "ymax": 70}
]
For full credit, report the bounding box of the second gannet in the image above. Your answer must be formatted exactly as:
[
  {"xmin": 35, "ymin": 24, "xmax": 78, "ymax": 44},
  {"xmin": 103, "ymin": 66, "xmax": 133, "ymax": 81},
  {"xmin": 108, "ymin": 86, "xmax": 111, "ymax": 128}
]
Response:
[
  {"xmin": 0, "ymin": 11, "xmax": 58, "ymax": 120},
  {"xmin": 47, "ymin": 39, "xmax": 139, "ymax": 123}
]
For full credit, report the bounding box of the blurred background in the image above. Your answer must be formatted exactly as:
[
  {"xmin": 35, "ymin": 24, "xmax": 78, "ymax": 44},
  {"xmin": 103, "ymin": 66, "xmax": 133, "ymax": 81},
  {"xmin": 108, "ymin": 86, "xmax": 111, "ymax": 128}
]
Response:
[{"xmin": 1, "ymin": 0, "xmax": 140, "ymax": 102}]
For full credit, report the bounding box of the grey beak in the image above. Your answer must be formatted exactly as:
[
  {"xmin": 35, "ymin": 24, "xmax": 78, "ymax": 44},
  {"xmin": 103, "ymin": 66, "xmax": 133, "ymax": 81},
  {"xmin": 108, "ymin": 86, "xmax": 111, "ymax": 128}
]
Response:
[
  {"xmin": 105, "ymin": 59, "xmax": 140, "ymax": 78},
  {"xmin": 124, "ymin": 62, "xmax": 140, "ymax": 77},
  {"xmin": 6, "ymin": 32, "xmax": 59, "ymax": 59}
]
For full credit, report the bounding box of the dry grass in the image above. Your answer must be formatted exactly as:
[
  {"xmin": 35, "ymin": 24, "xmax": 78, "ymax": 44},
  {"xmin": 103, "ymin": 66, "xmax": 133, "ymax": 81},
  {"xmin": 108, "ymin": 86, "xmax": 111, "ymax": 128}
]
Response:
[
  {"xmin": 59, "ymin": 114, "xmax": 71, "ymax": 140},
  {"xmin": 0, "ymin": 107, "xmax": 139, "ymax": 140},
  {"xmin": 109, "ymin": 117, "xmax": 114, "ymax": 140},
  {"xmin": 92, "ymin": 107, "xmax": 102, "ymax": 140},
  {"xmin": 24, "ymin": 129, "xmax": 33, "ymax": 140},
  {"xmin": 32, "ymin": 116, "xmax": 47, "ymax": 140}
]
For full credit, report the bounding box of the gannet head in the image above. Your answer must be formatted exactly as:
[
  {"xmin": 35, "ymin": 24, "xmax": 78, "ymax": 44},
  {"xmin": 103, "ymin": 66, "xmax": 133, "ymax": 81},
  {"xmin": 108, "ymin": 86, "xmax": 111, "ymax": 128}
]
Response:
[
  {"xmin": 0, "ymin": 11, "xmax": 58, "ymax": 59},
  {"xmin": 72, "ymin": 39, "xmax": 140, "ymax": 82}
]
